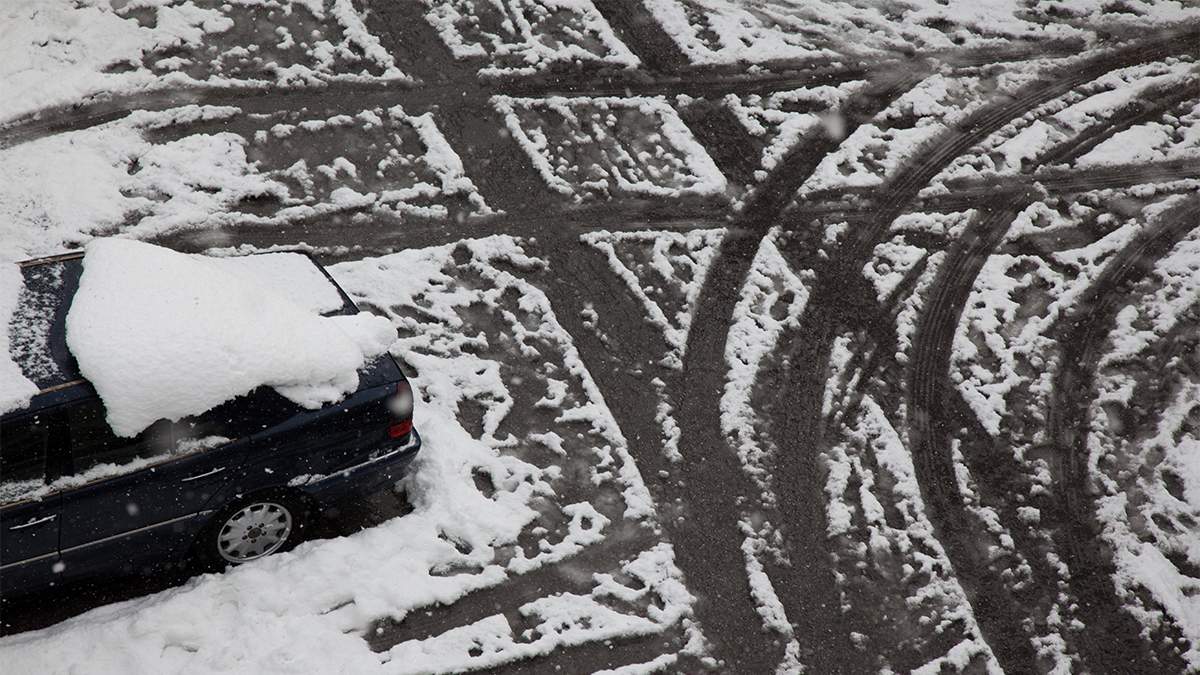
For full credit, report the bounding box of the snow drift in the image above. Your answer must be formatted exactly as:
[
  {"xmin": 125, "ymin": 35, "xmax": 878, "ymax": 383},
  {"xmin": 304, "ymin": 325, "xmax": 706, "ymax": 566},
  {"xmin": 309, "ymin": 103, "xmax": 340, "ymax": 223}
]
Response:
[{"xmin": 65, "ymin": 239, "xmax": 395, "ymax": 437}]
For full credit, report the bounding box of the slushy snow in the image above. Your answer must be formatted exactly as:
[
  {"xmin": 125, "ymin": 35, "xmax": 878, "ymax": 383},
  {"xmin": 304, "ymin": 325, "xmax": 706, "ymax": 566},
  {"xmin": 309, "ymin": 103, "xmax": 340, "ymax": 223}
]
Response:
[{"xmin": 65, "ymin": 240, "xmax": 395, "ymax": 436}]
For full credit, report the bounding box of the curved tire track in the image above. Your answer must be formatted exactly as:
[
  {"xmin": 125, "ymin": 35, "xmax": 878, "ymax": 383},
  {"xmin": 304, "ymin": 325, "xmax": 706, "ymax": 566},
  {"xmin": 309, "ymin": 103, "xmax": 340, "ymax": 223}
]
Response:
[
  {"xmin": 906, "ymin": 195, "xmax": 1200, "ymax": 674},
  {"xmin": 670, "ymin": 67, "xmax": 926, "ymax": 672},
  {"xmin": 1046, "ymin": 195, "xmax": 1200, "ymax": 673},
  {"xmin": 1036, "ymin": 83, "xmax": 1200, "ymax": 168},
  {"xmin": 778, "ymin": 30, "xmax": 1200, "ymax": 675},
  {"xmin": 535, "ymin": 239, "xmax": 790, "ymax": 672},
  {"xmin": 906, "ymin": 203, "xmax": 1042, "ymax": 669}
]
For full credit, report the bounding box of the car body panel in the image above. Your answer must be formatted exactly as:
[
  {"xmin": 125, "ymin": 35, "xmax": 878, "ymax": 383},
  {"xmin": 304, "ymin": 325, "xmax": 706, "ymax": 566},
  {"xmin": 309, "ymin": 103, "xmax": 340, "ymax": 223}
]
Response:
[
  {"xmin": 57, "ymin": 438, "xmax": 250, "ymax": 579},
  {"xmin": 296, "ymin": 429, "xmax": 421, "ymax": 507},
  {"xmin": 0, "ymin": 497, "xmax": 63, "ymax": 594}
]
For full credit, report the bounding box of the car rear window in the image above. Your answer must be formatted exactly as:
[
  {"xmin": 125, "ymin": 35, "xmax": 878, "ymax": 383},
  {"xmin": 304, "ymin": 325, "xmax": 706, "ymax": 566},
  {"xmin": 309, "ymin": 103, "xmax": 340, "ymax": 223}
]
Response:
[
  {"xmin": 44, "ymin": 389, "xmax": 303, "ymax": 490},
  {"xmin": 0, "ymin": 414, "xmax": 50, "ymax": 505},
  {"xmin": 175, "ymin": 387, "xmax": 304, "ymax": 441},
  {"xmin": 65, "ymin": 400, "xmax": 175, "ymax": 476}
]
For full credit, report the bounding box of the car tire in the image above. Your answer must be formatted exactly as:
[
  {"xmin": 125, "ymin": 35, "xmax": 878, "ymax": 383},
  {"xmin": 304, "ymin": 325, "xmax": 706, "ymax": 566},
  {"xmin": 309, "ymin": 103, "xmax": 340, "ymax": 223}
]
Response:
[{"xmin": 194, "ymin": 492, "xmax": 309, "ymax": 571}]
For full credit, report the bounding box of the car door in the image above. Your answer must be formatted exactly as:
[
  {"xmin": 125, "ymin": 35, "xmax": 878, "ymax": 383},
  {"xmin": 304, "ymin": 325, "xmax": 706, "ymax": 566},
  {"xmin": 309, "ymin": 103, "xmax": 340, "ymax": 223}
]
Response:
[
  {"xmin": 0, "ymin": 411, "xmax": 64, "ymax": 596},
  {"xmin": 56, "ymin": 398, "xmax": 248, "ymax": 579}
]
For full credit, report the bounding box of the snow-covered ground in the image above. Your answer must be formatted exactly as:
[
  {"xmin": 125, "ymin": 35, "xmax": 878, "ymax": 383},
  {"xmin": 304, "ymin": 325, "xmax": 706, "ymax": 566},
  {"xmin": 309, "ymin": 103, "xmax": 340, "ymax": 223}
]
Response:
[
  {"xmin": 5, "ymin": 0, "xmax": 1200, "ymax": 672},
  {"xmin": 645, "ymin": 0, "xmax": 1200, "ymax": 67},
  {"xmin": 0, "ymin": 105, "xmax": 487, "ymax": 260},
  {"xmin": 722, "ymin": 82, "xmax": 864, "ymax": 180},
  {"xmin": 928, "ymin": 58, "xmax": 1200, "ymax": 186},
  {"xmin": 1, "ymin": 0, "xmax": 402, "ymax": 126},
  {"xmin": 495, "ymin": 96, "xmax": 726, "ymax": 200},
  {"xmin": 1086, "ymin": 213, "xmax": 1200, "ymax": 669},
  {"xmin": 423, "ymin": 0, "xmax": 637, "ymax": 76}
]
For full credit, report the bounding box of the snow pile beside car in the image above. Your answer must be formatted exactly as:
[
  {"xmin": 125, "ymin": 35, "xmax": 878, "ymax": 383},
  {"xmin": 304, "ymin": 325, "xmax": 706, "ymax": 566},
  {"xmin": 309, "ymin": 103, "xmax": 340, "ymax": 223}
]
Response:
[{"xmin": 65, "ymin": 239, "xmax": 395, "ymax": 437}]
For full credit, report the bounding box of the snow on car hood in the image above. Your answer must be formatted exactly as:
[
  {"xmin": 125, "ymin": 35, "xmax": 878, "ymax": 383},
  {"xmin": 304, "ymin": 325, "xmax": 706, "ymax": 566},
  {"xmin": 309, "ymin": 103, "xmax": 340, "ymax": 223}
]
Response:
[{"xmin": 66, "ymin": 239, "xmax": 396, "ymax": 437}]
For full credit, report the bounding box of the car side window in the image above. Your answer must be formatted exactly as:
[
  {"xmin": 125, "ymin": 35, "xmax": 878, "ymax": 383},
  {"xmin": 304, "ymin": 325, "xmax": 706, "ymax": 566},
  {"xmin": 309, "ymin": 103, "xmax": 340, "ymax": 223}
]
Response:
[
  {"xmin": 175, "ymin": 387, "xmax": 302, "ymax": 442},
  {"xmin": 64, "ymin": 400, "xmax": 174, "ymax": 478},
  {"xmin": 0, "ymin": 414, "xmax": 50, "ymax": 505}
]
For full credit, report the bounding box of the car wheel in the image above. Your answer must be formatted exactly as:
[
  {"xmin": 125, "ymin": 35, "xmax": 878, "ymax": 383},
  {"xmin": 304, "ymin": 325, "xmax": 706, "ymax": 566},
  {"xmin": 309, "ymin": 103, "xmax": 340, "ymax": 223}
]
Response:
[{"xmin": 196, "ymin": 494, "xmax": 308, "ymax": 569}]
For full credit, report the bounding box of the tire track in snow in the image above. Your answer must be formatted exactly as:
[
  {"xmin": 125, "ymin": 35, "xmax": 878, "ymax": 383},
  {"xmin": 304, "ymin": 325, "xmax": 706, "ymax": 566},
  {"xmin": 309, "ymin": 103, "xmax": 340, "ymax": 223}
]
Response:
[
  {"xmin": 364, "ymin": 524, "xmax": 663, "ymax": 652},
  {"xmin": 532, "ymin": 239, "xmax": 790, "ymax": 671},
  {"xmin": 1036, "ymin": 84, "xmax": 1200, "ymax": 168},
  {"xmin": 776, "ymin": 30, "xmax": 1200, "ymax": 674},
  {"xmin": 0, "ymin": 20, "xmax": 1121, "ymax": 155},
  {"xmin": 589, "ymin": 0, "xmax": 691, "ymax": 73},
  {"xmin": 491, "ymin": 629, "xmax": 689, "ymax": 674},
  {"xmin": 0, "ymin": 68, "xmax": 867, "ymax": 152},
  {"xmin": 1045, "ymin": 195, "xmax": 1200, "ymax": 674},
  {"xmin": 905, "ymin": 131, "xmax": 1200, "ymax": 675},
  {"xmin": 906, "ymin": 203, "xmax": 1041, "ymax": 669},
  {"xmin": 879, "ymin": 72, "xmax": 1200, "ymax": 670},
  {"xmin": 921, "ymin": 158, "xmax": 1200, "ymax": 214},
  {"xmin": 767, "ymin": 158, "xmax": 1200, "ymax": 221},
  {"xmin": 670, "ymin": 69, "xmax": 927, "ymax": 672},
  {"xmin": 841, "ymin": 28, "xmax": 1200, "ymax": 266}
]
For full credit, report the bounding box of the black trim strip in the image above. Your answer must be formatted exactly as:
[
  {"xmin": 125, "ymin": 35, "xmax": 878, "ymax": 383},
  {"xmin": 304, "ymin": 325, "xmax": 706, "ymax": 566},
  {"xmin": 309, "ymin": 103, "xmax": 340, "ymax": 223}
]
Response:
[
  {"xmin": 0, "ymin": 509, "xmax": 214, "ymax": 570},
  {"xmin": 305, "ymin": 434, "xmax": 419, "ymax": 486},
  {"xmin": 58, "ymin": 510, "xmax": 213, "ymax": 556},
  {"xmin": 36, "ymin": 378, "xmax": 86, "ymax": 395},
  {"xmin": 0, "ymin": 549, "xmax": 58, "ymax": 570},
  {"xmin": 17, "ymin": 251, "xmax": 85, "ymax": 268}
]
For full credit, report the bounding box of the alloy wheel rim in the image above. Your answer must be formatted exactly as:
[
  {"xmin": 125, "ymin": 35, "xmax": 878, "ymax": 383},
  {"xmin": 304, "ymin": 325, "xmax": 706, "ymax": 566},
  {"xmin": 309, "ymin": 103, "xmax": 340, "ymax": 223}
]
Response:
[{"xmin": 217, "ymin": 502, "xmax": 293, "ymax": 563}]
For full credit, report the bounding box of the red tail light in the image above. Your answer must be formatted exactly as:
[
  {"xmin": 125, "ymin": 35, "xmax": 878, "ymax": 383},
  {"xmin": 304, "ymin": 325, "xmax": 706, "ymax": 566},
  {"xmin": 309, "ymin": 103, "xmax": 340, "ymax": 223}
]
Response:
[
  {"xmin": 388, "ymin": 420, "xmax": 413, "ymax": 438},
  {"xmin": 387, "ymin": 381, "xmax": 414, "ymax": 439}
]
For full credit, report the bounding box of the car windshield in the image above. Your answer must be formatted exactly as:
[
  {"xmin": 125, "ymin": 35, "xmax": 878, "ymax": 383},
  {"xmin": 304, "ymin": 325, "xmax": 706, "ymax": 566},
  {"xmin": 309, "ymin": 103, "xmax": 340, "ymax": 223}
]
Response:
[{"xmin": 8, "ymin": 258, "xmax": 84, "ymax": 390}]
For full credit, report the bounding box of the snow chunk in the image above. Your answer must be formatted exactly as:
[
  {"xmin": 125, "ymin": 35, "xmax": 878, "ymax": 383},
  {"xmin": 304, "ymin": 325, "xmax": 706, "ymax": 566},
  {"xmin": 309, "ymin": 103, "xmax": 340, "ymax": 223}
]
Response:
[{"xmin": 65, "ymin": 240, "xmax": 393, "ymax": 436}]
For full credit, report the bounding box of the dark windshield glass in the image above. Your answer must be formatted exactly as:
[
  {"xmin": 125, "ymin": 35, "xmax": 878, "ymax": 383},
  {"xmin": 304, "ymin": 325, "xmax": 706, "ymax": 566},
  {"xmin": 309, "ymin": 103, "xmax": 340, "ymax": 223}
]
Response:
[
  {"xmin": 65, "ymin": 400, "xmax": 175, "ymax": 476},
  {"xmin": 0, "ymin": 414, "xmax": 50, "ymax": 504},
  {"xmin": 175, "ymin": 387, "xmax": 304, "ymax": 442},
  {"xmin": 8, "ymin": 259, "xmax": 83, "ymax": 389}
]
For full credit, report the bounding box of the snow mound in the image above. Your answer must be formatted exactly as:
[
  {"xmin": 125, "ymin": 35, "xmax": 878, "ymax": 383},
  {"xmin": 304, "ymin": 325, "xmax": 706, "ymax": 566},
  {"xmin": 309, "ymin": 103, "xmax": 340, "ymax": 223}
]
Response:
[{"xmin": 65, "ymin": 239, "xmax": 395, "ymax": 437}]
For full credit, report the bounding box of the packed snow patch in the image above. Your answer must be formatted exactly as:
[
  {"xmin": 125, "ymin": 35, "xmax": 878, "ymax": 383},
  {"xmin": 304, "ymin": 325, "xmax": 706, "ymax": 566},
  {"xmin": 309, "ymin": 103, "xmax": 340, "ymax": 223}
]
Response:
[{"xmin": 65, "ymin": 239, "xmax": 394, "ymax": 436}]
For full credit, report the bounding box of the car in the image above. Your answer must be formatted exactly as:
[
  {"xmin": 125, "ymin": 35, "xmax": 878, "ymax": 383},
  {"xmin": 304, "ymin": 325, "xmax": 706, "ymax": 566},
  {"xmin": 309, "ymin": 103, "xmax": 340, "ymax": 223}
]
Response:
[{"xmin": 0, "ymin": 250, "xmax": 420, "ymax": 599}]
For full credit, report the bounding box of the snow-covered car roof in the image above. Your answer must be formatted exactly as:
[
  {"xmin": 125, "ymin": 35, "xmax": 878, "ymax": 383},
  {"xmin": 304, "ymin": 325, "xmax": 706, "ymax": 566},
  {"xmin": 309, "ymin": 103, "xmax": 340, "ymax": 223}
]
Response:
[
  {"xmin": 2, "ymin": 241, "xmax": 396, "ymax": 429},
  {"xmin": 8, "ymin": 249, "xmax": 358, "ymax": 390}
]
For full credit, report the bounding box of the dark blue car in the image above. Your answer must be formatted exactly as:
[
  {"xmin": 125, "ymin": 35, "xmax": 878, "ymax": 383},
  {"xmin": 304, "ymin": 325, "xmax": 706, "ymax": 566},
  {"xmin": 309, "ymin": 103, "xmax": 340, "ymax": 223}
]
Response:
[{"xmin": 0, "ymin": 251, "xmax": 420, "ymax": 599}]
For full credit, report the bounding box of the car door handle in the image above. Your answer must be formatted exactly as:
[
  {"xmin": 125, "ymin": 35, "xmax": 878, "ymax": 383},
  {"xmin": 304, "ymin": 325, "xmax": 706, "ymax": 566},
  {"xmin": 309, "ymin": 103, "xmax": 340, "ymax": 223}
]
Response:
[
  {"xmin": 181, "ymin": 467, "xmax": 227, "ymax": 482},
  {"xmin": 9, "ymin": 514, "xmax": 56, "ymax": 530}
]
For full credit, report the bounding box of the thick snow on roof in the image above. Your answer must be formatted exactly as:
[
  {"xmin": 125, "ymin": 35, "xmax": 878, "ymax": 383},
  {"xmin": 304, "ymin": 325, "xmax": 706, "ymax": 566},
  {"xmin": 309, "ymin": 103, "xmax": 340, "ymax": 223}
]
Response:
[
  {"xmin": 207, "ymin": 252, "xmax": 347, "ymax": 315},
  {"xmin": 65, "ymin": 239, "xmax": 395, "ymax": 437}
]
